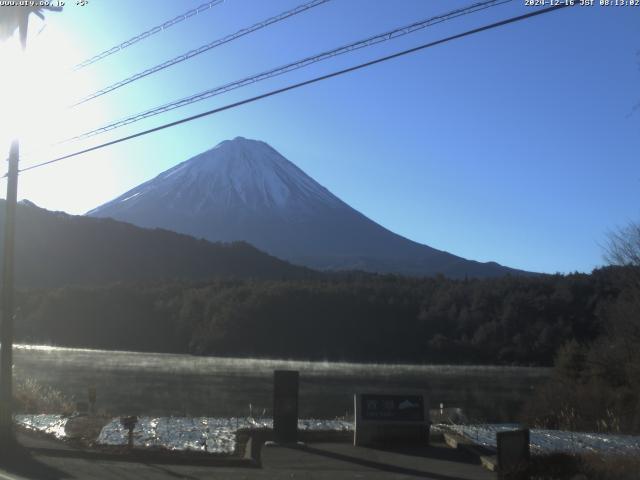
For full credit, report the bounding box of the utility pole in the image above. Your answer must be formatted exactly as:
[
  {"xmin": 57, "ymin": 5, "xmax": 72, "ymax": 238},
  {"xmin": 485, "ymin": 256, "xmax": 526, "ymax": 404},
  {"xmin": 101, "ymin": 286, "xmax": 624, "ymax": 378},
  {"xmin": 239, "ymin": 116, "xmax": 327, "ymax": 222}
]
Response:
[
  {"xmin": 0, "ymin": 6, "xmax": 60, "ymax": 447},
  {"xmin": 0, "ymin": 141, "xmax": 19, "ymax": 446},
  {"xmin": 0, "ymin": 6, "xmax": 29, "ymax": 447}
]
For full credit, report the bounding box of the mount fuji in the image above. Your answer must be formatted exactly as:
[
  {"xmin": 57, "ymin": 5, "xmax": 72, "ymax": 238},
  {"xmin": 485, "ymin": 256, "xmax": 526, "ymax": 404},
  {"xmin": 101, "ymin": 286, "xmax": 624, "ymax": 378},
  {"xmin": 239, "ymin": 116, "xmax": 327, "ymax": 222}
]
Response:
[{"xmin": 88, "ymin": 137, "xmax": 525, "ymax": 278}]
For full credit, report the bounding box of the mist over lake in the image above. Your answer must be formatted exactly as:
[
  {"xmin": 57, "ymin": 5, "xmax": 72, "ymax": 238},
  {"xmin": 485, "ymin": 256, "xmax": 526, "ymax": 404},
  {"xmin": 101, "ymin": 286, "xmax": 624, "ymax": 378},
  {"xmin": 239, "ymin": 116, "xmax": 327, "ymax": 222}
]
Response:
[{"xmin": 13, "ymin": 345, "xmax": 548, "ymax": 422}]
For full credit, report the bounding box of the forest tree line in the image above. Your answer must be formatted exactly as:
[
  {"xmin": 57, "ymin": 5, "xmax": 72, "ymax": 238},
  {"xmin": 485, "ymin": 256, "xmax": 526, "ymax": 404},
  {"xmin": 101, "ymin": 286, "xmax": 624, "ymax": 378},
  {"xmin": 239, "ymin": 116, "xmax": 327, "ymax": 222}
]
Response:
[
  {"xmin": 523, "ymin": 223, "xmax": 640, "ymax": 433},
  {"xmin": 13, "ymin": 266, "xmax": 632, "ymax": 366}
]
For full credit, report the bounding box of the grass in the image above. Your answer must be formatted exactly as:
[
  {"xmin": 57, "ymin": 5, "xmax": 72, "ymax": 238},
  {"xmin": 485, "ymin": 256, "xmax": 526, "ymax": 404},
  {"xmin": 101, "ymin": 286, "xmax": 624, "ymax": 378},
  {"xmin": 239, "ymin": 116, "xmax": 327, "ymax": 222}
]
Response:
[{"xmin": 13, "ymin": 376, "xmax": 74, "ymax": 414}]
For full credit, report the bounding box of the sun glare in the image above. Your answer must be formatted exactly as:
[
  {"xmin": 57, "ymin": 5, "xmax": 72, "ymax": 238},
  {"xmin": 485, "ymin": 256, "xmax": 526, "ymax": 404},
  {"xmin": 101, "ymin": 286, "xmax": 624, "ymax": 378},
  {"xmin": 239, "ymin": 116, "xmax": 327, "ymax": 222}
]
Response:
[
  {"xmin": 0, "ymin": 35, "xmax": 28, "ymax": 150},
  {"xmin": 0, "ymin": 16, "xmax": 105, "ymax": 172}
]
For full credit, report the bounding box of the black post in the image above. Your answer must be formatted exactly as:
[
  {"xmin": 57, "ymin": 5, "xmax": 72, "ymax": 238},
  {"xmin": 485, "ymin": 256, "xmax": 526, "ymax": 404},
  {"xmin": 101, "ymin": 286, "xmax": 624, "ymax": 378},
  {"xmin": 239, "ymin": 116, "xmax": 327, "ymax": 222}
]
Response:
[
  {"xmin": 497, "ymin": 428, "xmax": 530, "ymax": 480},
  {"xmin": 0, "ymin": 140, "xmax": 19, "ymax": 445},
  {"xmin": 273, "ymin": 370, "xmax": 299, "ymax": 444}
]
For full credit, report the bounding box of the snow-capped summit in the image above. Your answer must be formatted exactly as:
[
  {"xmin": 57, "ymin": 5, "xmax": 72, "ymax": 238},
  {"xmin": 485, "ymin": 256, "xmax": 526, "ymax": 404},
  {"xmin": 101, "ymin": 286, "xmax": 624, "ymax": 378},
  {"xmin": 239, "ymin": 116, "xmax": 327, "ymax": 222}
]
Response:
[
  {"xmin": 97, "ymin": 136, "xmax": 340, "ymax": 215},
  {"xmin": 88, "ymin": 137, "xmax": 524, "ymax": 278},
  {"xmin": 147, "ymin": 136, "xmax": 340, "ymax": 212}
]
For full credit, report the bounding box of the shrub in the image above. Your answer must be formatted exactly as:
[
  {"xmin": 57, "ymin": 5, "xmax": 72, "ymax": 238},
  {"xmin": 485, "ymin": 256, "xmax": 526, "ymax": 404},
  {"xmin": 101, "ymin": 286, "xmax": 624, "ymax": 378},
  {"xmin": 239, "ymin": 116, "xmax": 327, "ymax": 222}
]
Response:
[{"xmin": 13, "ymin": 376, "xmax": 74, "ymax": 414}]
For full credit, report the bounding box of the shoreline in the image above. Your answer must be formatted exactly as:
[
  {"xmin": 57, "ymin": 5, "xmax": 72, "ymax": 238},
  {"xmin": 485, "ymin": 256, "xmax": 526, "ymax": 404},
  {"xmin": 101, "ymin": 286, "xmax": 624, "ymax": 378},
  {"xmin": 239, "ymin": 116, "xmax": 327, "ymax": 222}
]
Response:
[{"xmin": 13, "ymin": 344, "xmax": 552, "ymax": 373}]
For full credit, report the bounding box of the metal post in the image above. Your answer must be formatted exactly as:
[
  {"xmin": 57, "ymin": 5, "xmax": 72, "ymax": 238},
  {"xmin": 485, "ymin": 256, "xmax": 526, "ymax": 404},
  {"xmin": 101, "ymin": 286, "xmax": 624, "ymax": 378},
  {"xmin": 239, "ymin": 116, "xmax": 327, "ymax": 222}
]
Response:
[{"xmin": 0, "ymin": 140, "xmax": 19, "ymax": 445}]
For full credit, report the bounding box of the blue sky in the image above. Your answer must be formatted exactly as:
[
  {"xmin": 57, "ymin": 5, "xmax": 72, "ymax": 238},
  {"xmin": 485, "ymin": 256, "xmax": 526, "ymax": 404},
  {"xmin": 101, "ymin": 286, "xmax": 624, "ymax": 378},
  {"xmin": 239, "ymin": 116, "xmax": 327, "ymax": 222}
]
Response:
[{"xmin": 2, "ymin": 0, "xmax": 639, "ymax": 274}]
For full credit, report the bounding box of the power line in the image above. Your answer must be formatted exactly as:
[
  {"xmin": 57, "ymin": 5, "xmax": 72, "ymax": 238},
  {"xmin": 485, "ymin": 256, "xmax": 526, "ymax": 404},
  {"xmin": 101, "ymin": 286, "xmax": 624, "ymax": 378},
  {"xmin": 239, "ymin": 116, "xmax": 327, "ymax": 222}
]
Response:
[
  {"xmin": 73, "ymin": 0, "xmax": 225, "ymax": 70},
  {"xmin": 64, "ymin": 0, "xmax": 513, "ymax": 143},
  {"xmin": 72, "ymin": 0, "xmax": 332, "ymax": 107},
  {"xmin": 19, "ymin": 3, "xmax": 573, "ymax": 175}
]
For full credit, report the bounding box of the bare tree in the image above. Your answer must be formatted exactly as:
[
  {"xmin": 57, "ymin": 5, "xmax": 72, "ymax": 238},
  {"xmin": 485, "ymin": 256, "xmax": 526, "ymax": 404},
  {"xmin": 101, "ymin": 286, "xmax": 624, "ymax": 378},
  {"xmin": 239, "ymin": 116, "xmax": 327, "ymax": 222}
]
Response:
[{"xmin": 604, "ymin": 221, "xmax": 640, "ymax": 267}]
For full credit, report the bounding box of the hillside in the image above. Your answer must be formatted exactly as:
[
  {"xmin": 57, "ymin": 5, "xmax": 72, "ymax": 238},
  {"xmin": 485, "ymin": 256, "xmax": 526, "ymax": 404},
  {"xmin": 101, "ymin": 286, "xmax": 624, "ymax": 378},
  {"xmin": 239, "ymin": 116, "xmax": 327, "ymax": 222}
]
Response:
[{"xmin": 0, "ymin": 200, "xmax": 313, "ymax": 288}]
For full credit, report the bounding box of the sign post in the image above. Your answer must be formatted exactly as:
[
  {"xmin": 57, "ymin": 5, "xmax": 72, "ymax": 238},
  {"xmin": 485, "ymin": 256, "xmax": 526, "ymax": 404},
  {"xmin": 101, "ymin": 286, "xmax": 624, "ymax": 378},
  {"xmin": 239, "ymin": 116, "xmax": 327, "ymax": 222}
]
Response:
[
  {"xmin": 120, "ymin": 416, "xmax": 138, "ymax": 450},
  {"xmin": 88, "ymin": 386, "xmax": 97, "ymax": 414}
]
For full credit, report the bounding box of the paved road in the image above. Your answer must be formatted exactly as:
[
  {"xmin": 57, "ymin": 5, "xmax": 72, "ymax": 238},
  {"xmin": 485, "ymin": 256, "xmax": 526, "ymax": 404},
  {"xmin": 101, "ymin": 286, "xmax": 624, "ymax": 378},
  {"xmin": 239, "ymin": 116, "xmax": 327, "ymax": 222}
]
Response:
[{"xmin": 0, "ymin": 432, "xmax": 495, "ymax": 479}]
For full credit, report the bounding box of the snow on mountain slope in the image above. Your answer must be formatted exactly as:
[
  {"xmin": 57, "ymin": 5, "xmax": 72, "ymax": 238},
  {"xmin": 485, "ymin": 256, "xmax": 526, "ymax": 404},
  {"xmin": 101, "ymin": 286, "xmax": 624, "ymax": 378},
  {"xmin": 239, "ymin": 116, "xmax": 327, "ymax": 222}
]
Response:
[
  {"xmin": 97, "ymin": 137, "xmax": 340, "ymax": 214},
  {"xmin": 88, "ymin": 137, "xmax": 526, "ymax": 278}
]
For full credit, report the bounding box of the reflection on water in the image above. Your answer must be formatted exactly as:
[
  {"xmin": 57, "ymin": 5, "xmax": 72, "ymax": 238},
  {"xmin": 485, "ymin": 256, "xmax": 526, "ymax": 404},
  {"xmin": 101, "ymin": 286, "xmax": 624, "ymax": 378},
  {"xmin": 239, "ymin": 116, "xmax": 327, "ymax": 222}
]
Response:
[{"xmin": 13, "ymin": 344, "xmax": 549, "ymax": 422}]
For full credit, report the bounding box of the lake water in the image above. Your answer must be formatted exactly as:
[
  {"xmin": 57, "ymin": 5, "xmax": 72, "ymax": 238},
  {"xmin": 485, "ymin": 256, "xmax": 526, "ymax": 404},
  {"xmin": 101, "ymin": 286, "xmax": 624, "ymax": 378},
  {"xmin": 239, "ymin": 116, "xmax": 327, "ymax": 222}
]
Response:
[{"xmin": 13, "ymin": 345, "xmax": 549, "ymax": 422}]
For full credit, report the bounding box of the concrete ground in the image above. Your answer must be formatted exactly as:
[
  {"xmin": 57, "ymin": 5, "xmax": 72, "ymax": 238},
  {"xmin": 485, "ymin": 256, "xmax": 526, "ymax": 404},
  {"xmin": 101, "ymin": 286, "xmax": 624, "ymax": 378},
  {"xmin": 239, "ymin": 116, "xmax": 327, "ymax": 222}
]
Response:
[{"xmin": 0, "ymin": 430, "xmax": 495, "ymax": 480}]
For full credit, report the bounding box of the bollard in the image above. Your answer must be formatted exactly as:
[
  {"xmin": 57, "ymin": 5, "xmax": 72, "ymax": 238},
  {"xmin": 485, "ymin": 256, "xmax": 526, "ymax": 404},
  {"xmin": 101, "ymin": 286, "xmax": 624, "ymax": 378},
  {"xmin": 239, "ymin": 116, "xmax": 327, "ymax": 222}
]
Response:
[{"xmin": 273, "ymin": 370, "xmax": 299, "ymax": 444}]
